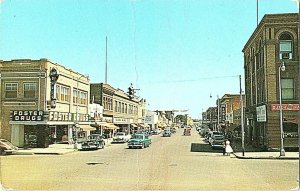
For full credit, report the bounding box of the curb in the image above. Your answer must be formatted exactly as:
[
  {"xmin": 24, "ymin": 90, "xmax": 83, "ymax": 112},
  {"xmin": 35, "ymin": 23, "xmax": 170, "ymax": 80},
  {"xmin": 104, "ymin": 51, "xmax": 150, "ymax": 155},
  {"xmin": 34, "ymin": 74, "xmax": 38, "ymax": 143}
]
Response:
[{"xmin": 233, "ymin": 153, "xmax": 299, "ymax": 160}]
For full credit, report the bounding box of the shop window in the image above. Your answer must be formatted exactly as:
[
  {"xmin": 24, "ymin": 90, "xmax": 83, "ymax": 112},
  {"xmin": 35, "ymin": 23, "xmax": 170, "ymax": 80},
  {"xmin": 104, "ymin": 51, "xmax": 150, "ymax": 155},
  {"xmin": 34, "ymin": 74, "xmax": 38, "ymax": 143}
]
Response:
[
  {"xmin": 279, "ymin": 33, "xmax": 293, "ymax": 60},
  {"xmin": 24, "ymin": 82, "xmax": 36, "ymax": 98},
  {"xmin": 5, "ymin": 83, "xmax": 18, "ymax": 98},
  {"xmin": 282, "ymin": 79, "xmax": 294, "ymax": 100}
]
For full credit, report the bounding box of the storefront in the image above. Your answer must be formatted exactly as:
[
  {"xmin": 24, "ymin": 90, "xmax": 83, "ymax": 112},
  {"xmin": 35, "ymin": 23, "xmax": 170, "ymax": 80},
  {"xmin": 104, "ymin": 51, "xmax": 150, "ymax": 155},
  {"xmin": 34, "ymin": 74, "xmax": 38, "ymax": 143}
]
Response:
[{"xmin": 10, "ymin": 110, "xmax": 91, "ymax": 148}]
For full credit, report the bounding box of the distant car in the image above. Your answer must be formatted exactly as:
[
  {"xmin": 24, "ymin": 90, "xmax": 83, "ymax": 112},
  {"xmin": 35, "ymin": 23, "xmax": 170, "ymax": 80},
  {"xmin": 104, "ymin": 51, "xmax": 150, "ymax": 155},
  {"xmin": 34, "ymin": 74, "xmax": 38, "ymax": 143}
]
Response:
[
  {"xmin": 80, "ymin": 134, "xmax": 105, "ymax": 150},
  {"xmin": 128, "ymin": 134, "xmax": 151, "ymax": 149},
  {"xmin": 171, "ymin": 128, "xmax": 176, "ymax": 133},
  {"xmin": 0, "ymin": 139, "xmax": 18, "ymax": 155},
  {"xmin": 162, "ymin": 129, "xmax": 172, "ymax": 137},
  {"xmin": 183, "ymin": 128, "xmax": 191, "ymax": 136},
  {"xmin": 112, "ymin": 132, "xmax": 131, "ymax": 143}
]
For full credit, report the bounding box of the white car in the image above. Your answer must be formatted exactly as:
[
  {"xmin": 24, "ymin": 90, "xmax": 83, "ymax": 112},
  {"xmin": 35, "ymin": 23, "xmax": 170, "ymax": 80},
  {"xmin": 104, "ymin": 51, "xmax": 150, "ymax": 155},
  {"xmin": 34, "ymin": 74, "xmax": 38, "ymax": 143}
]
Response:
[{"xmin": 112, "ymin": 132, "xmax": 131, "ymax": 143}]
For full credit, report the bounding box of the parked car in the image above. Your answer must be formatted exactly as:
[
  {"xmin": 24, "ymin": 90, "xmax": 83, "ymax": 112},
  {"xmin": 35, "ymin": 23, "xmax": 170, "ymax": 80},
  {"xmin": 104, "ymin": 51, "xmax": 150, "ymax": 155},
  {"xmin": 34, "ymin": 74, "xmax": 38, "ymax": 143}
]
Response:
[
  {"xmin": 128, "ymin": 133, "xmax": 151, "ymax": 149},
  {"xmin": 162, "ymin": 129, "xmax": 172, "ymax": 137},
  {"xmin": 112, "ymin": 132, "xmax": 131, "ymax": 143},
  {"xmin": 208, "ymin": 131, "xmax": 224, "ymax": 144},
  {"xmin": 0, "ymin": 139, "xmax": 18, "ymax": 155},
  {"xmin": 80, "ymin": 134, "xmax": 105, "ymax": 150},
  {"xmin": 210, "ymin": 135, "xmax": 225, "ymax": 149}
]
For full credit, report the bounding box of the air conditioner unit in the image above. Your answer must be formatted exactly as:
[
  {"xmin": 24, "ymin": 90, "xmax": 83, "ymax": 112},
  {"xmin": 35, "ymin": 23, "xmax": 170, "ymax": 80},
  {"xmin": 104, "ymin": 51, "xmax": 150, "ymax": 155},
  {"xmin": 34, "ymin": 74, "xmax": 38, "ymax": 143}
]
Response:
[{"xmin": 280, "ymin": 52, "xmax": 292, "ymax": 60}]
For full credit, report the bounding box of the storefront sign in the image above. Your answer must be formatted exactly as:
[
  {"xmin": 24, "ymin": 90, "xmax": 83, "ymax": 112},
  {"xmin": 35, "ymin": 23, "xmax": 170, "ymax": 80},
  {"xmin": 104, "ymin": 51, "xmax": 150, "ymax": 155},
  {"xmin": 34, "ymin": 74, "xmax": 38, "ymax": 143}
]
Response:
[
  {"xmin": 49, "ymin": 111, "xmax": 89, "ymax": 122},
  {"xmin": 256, "ymin": 105, "xmax": 266, "ymax": 122},
  {"xmin": 103, "ymin": 116, "xmax": 113, "ymax": 123},
  {"xmin": 113, "ymin": 117, "xmax": 128, "ymax": 124},
  {"xmin": 145, "ymin": 115, "xmax": 153, "ymax": 123},
  {"xmin": 11, "ymin": 110, "xmax": 44, "ymax": 121},
  {"xmin": 271, "ymin": 104, "xmax": 299, "ymax": 111}
]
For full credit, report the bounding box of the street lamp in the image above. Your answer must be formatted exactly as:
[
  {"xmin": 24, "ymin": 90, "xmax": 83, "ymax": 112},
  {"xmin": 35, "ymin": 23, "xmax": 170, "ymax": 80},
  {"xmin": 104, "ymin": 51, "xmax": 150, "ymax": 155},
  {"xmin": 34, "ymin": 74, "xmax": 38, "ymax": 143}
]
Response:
[
  {"xmin": 74, "ymin": 74, "xmax": 87, "ymax": 148},
  {"xmin": 278, "ymin": 62, "xmax": 286, "ymax": 157}
]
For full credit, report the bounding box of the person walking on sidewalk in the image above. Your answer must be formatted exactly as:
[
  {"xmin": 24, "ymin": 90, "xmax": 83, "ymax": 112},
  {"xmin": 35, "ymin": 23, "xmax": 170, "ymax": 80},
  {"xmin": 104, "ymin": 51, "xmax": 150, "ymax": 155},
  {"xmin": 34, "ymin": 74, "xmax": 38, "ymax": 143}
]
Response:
[
  {"xmin": 225, "ymin": 139, "xmax": 233, "ymax": 156},
  {"xmin": 222, "ymin": 140, "xmax": 226, "ymax": 156}
]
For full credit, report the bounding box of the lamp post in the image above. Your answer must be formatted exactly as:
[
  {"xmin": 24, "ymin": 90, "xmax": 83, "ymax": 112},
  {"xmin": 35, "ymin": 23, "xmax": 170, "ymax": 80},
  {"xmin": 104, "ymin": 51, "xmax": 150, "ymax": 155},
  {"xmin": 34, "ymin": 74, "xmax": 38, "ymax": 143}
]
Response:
[
  {"xmin": 74, "ymin": 74, "xmax": 86, "ymax": 148},
  {"xmin": 278, "ymin": 62, "xmax": 286, "ymax": 157}
]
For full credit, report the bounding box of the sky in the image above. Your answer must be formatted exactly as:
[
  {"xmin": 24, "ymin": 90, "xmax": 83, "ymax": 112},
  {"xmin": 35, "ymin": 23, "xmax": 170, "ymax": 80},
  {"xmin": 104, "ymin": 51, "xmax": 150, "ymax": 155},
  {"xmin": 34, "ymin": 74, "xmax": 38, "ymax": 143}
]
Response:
[{"xmin": 0, "ymin": 0, "xmax": 298, "ymax": 119}]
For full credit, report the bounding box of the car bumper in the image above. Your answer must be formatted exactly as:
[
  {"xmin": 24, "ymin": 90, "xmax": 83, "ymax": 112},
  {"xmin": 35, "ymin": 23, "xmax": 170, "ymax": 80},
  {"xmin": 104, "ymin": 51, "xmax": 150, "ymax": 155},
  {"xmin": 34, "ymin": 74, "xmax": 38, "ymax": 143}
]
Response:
[
  {"xmin": 128, "ymin": 143, "xmax": 143, "ymax": 148},
  {"xmin": 112, "ymin": 139, "xmax": 126, "ymax": 143}
]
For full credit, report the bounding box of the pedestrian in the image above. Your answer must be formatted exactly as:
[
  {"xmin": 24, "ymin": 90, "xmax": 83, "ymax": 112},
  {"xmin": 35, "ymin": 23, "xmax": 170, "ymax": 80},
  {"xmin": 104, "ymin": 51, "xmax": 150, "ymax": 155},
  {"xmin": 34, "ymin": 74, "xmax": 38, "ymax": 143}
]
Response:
[
  {"xmin": 222, "ymin": 140, "xmax": 226, "ymax": 156},
  {"xmin": 225, "ymin": 139, "xmax": 233, "ymax": 156}
]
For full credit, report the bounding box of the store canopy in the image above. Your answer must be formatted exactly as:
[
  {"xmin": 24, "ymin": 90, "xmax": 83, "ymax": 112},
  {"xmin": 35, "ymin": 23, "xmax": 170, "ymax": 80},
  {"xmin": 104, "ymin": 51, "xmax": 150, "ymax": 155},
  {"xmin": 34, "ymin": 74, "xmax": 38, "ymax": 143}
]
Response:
[
  {"xmin": 80, "ymin": 125, "xmax": 96, "ymax": 132},
  {"xmin": 103, "ymin": 123, "xmax": 119, "ymax": 130}
]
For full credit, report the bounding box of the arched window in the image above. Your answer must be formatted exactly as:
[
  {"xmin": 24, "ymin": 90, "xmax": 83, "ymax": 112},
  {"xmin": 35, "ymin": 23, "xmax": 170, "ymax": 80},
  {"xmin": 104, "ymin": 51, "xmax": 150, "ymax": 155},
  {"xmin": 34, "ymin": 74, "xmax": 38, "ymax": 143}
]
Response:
[{"xmin": 279, "ymin": 32, "xmax": 293, "ymax": 59}]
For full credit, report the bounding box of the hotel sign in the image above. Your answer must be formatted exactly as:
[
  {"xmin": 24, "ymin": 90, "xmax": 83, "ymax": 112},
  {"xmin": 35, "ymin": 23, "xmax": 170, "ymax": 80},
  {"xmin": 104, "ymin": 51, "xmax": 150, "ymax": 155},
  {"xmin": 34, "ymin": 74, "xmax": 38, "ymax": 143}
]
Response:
[
  {"xmin": 271, "ymin": 104, "xmax": 299, "ymax": 111},
  {"xmin": 11, "ymin": 110, "xmax": 44, "ymax": 121}
]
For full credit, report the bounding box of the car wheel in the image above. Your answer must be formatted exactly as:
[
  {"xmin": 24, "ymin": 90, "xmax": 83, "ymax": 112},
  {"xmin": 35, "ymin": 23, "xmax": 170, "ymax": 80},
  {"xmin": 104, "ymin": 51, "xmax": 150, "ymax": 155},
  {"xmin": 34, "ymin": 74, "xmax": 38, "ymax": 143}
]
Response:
[{"xmin": 141, "ymin": 144, "xmax": 144, "ymax": 149}]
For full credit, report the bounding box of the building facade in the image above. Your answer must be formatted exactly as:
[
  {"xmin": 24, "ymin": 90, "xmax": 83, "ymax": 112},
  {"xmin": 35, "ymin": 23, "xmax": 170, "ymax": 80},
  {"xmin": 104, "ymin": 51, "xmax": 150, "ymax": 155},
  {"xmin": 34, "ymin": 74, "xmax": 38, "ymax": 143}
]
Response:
[
  {"xmin": 0, "ymin": 59, "xmax": 90, "ymax": 148},
  {"xmin": 90, "ymin": 83, "xmax": 148, "ymax": 135},
  {"xmin": 243, "ymin": 13, "xmax": 299, "ymax": 149}
]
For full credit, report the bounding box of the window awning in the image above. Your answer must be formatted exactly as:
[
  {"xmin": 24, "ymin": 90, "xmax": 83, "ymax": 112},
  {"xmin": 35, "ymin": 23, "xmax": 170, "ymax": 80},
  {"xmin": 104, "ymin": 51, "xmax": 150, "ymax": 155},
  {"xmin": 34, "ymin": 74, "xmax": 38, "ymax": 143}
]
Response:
[
  {"xmin": 80, "ymin": 125, "xmax": 96, "ymax": 131},
  {"xmin": 103, "ymin": 123, "xmax": 119, "ymax": 130}
]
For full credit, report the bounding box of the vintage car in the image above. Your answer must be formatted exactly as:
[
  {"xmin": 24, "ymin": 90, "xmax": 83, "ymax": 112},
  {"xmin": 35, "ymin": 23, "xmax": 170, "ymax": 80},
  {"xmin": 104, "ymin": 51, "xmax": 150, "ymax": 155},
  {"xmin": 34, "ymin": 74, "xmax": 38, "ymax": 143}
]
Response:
[
  {"xmin": 0, "ymin": 139, "xmax": 18, "ymax": 155},
  {"xmin": 127, "ymin": 134, "xmax": 151, "ymax": 149},
  {"xmin": 112, "ymin": 132, "xmax": 131, "ymax": 143},
  {"xmin": 162, "ymin": 129, "xmax": 172, "ymax": 137},
  {"xmin": 80, "ymin": 134, "xmax": 105, "ymax": 150},
  {"xmin": 183, "ymin": 128, "xmax": 191, "ymax": 136}
]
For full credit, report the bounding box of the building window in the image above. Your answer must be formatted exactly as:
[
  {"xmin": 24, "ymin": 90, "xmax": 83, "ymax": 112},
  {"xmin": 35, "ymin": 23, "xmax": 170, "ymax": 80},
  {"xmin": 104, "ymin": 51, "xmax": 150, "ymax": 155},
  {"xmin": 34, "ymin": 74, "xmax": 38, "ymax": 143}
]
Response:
[
  {"xmin": 23, "ymin": 83, "xmax": 36, "ymax": 98},
  {"xmin": 279, "ymin": 33, "xmax": 293, "ymax": 59},
  {"xmin": 60, "ymin": 86, "xmax": 70, "ymax": 102},
  {"xmin": 57, "ymin": 85, "xmax": 61, "ymax": 101},
  {"xmin": 115, "ymin": 101, "xmax": 118, "ymax": 112},
  {"xmin": 73, "ymin": 89, "xmax": 77, "ymax": 103},
  {"xmin": 79, "ymin": 91, "xmax": 87, "ymax": 105},
  {"xmin": 282, "ymin": 79, "xmax": 294, "ymax": 100},
  {"xmin": 5, "ymin": 83, "xmax": 18, "ymax": 98}
]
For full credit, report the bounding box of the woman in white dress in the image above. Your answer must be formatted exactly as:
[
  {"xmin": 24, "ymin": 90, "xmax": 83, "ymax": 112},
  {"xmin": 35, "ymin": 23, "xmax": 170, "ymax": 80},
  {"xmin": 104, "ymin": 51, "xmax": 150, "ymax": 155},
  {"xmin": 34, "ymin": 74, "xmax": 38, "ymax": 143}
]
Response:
[{"xmin": 225, "ymin": 139, "xmax": 233, "ymax": 156}]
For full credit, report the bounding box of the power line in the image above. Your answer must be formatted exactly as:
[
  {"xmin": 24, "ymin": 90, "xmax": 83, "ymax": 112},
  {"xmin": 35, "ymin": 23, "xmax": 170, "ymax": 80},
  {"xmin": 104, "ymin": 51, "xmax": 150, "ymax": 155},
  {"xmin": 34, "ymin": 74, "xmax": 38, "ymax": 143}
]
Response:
[{"xmin": 142, "ymin": 75, "xmax": 240, "ymax": 84}]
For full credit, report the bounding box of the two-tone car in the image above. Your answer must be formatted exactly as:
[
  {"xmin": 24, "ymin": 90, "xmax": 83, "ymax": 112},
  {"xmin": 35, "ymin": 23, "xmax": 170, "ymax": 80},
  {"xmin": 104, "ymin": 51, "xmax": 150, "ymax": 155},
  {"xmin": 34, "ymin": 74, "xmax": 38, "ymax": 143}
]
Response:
[
  {"xmin": 80, "ymin": 134, "xmax": 105, "ymax": 150},
  {"xmin": 127, "ymin": 134, "xmax": 151, "ymax": 149}
]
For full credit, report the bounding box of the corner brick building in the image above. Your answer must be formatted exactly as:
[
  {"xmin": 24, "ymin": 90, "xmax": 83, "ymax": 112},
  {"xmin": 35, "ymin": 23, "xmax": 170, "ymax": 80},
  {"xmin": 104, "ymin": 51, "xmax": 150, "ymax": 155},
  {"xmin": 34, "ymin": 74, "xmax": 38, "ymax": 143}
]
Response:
[{"xmin": 243, "ymin": 13, "xmax": 299, "ymax": 149}]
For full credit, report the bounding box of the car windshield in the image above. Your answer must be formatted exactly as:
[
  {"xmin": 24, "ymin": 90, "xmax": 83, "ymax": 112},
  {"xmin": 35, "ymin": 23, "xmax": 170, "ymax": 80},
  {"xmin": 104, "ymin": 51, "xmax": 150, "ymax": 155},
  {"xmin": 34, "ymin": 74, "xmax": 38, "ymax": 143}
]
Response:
[{"xmin": 132, "ymin": 135, "xmax": 144, "ymax": 139}]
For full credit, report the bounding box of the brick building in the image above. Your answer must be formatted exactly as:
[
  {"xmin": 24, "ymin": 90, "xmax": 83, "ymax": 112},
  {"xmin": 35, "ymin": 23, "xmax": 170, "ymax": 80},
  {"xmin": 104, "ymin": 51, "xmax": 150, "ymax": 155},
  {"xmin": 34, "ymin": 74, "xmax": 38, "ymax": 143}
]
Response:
[
  {"xmin": 90, "ymin": 83, "xmax": 148, "ymax": 135},
  {"xmin": 0, "ymin": 59, "xmax": 90, "ymax": 148},
  {"xmin": 243, "ymin": 13, "xmax": 299, "ymax": 149}
]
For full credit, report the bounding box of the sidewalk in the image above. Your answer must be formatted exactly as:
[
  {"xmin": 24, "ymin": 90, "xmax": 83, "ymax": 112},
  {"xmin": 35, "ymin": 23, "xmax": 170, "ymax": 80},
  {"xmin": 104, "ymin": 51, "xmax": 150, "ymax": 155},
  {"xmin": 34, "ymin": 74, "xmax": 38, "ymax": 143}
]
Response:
[
  {"xmin": 15, "ymin": 138, "xmax": 114, "ymax": 155},
  {"xmin": 233, "ymin": 151, "xmax": 299, "ymax": 160},
  {"xmin": 231, "ymin": 141, "xmax": 299, "ymax": 160}
]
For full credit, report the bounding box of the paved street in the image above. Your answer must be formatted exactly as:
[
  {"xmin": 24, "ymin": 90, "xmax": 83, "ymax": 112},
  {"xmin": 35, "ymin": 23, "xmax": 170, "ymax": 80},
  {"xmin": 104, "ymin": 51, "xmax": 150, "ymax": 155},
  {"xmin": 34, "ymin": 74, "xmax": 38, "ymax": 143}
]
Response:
[{"xmin": 0, "ymin": 128, "xmax": 298, "ymax": 190}]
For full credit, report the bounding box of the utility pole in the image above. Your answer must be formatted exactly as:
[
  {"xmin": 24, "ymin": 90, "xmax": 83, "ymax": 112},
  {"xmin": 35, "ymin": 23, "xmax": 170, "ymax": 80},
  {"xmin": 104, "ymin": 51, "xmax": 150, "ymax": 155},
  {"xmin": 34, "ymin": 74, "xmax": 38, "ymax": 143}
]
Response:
[
  {"xmin": 240, "ymin": 75, "xmax": 245, "ymax": 156},
  {"xmin": 105, "ymin": 36, "xmax": 108, "ymax": 83}
]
